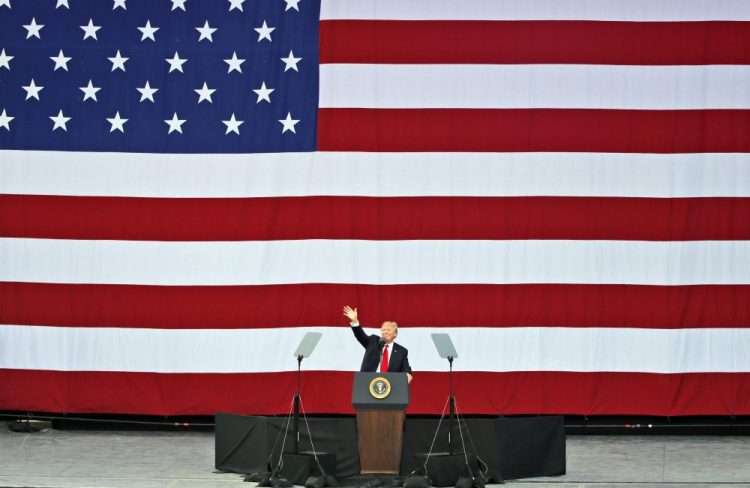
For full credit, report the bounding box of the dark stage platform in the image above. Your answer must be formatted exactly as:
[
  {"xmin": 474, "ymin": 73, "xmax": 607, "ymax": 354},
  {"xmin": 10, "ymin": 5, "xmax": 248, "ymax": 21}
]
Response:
[{"xmin": 215, "ymin": 413, "xmax": 566, "ymax": 483}]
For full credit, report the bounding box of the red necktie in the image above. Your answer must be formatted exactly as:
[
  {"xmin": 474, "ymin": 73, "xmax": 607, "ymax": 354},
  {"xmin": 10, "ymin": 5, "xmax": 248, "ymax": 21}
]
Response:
[{"xmin": 381, "ymin": 344, "xmax": 389, "ymax": 372}]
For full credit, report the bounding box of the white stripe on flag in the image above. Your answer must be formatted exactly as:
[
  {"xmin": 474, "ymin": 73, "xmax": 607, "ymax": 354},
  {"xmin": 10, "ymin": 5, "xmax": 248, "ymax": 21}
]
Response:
[
  {"xmin": 320, "ymin": 0, "xmax": 750, "ymax": 21},
  {"xmin": 1, "ymin": 325, "xmax": 748, "ymax": 374},
  {"xmin": 2, "ymin": 151, "xmax": 749, "ymax": 198},
  {"xmin": 320, "ymin": 64, "xmax": 750, "ymax": 110},
  {"xmin": 2, "ymin": 238, "xmax": 749, "ymax": 286}
]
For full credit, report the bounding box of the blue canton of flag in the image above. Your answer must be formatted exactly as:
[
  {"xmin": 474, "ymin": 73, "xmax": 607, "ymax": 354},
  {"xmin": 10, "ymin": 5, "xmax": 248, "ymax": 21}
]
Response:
[{"xmin": 0, "ymin": 0, "xmax": 319, "ymax": 153}]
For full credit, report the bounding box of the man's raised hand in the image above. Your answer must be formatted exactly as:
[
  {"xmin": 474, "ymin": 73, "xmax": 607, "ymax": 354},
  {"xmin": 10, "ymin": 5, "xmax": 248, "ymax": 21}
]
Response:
[{"xmin": 343, "ymin": 306, "xmax": 358, "ymax": 323}]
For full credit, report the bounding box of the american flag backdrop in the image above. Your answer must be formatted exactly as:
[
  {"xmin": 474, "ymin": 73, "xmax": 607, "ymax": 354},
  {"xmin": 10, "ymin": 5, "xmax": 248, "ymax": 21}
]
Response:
[{"xmin": 1, "ymin": 0, "xmax": 750, "ymax": 416}]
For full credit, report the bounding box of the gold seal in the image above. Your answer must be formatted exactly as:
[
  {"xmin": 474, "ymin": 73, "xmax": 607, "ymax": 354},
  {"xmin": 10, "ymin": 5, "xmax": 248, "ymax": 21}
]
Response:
[{"xmin": 368, "ymin": 377, "xmax": 392, "ymax": 399}]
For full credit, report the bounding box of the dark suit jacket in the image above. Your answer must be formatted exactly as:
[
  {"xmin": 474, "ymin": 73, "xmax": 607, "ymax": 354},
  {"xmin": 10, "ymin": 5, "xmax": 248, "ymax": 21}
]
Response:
[{"xmin": 351, "ymin": 325, "xmax": 412, "ymax": 373}]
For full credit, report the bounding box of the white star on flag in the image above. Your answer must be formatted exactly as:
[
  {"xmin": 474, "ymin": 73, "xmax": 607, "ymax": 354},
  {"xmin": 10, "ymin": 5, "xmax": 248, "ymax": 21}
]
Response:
[
  {"xmin": 165, "ymin": 51, "xmax": 187, "ymax": 73},
  {"xmin": 171, "ymin": 0, "xmax": 187, "ymax": 11},
  {"xmin": 255, "ymin": 21, "xmax": 275, "ymax": 42},
  {"xmin": 196, "ymin": 21, "xmax": 217, "ymax": 42},
  {"xmin": 50, "ymin": 109, "xmax": 71, "ymax": 131},
  {"xmin": 79, "ymin": 80, "xmax": 101, "ymax": 102},
  {"xmin": 0, "ymin": 49, "xmax": 13, "ymax": 70},
  {"xmin": 222, "ymin": 113, "xmax": 243, "ymax": 135},
  {"xmin": 138, "ymin": 20, "xmax": 159, "ymax": 41},
  {"xmin": 280, "ymin": 50, "xmax": 301, "ymax": 72},
  {"xmin": 253, "ymin": 82, "xmax": 274, "ymax": 103},
  {"xmin": 0, "ymin": 0, "xmax": 12, "ymax": 7},
  {"xmin": 106, "ymin": 111, "xmax": 128, "ymax": 133},
  {"xmin": 24, "ymin": 18, "xmax": 44, "ymax": 39},
  {"xmin": 108, "ymin": 50, "xmax": 129, "ymax": 72},
  {"xmin": 56, "ymin": 0, "xmax": 70, "ymax": 9},
  {"xmin": 137, "ymin": 81, "xmax": 159, "ymax": 103},
  {"xmin": 194, "ymin": 82, "xmax": 216, "ymax": 104},
  {"xmin": 284, "ymin": 0, "xmax": 301, "ymax": 12},
  {"xmin": 228, "ymin": 0, "xmax": 244, "ymax": 12},
  {"xmin": 165, "ymin": 113, "xmax": 186, "ymax": 134},
  {"xmin": 224, "ymin": 52, "xmax": 245, "ymax": 74},
  {"xmin": 0, "ymin": 109, "xmax": 13, "ymax": 131},
  {"xmin": 113, "ymin": 0, "xmax": 127, "ymax": 10},
  {"xmin": 22, "ymin": 79, "xmax": 44, "ymax": 101},
  {"xmin": 81, "ymin": 19, "xmax": 102, "ymax": 40},
  {"xmin": 50, "ymin": 50, "xmax": 72, "ymax": 71},
  {"xmin": 279, "ymin": 112, "xmax": 299, "ymax": 133}
]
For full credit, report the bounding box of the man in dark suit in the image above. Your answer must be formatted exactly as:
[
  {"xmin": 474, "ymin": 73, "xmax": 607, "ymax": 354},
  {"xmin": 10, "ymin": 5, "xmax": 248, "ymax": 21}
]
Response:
[{"xmin": 343, "ymin": 305, "xmax": 413, "ymax": 384}]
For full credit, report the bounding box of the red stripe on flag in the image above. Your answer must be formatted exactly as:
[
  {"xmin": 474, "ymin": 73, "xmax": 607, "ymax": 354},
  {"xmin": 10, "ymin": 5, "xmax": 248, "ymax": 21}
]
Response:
[
  {"xmin": 318, "ymin": 109, "xmax": 750, "ymax": 153},
  {"xmin": 3, "ymin": 282, "xmax": 748, "ymax": 329},
  {"xmin": 3, "ymin": 195, "xmax": 749, "ymax": 241},
  {"xmin": 2, "ymin": 369, "xmax": 748, "ymax": 415},
  {"xmin": 320, "ymin": 20, "xmax": 750, "ymax": 65}
]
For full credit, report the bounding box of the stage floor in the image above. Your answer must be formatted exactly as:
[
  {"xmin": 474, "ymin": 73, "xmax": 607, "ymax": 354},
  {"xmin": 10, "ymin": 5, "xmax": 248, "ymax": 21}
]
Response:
[{"xmin": 1, "ymin": 422, "xmax": 749, "ymax": 488}]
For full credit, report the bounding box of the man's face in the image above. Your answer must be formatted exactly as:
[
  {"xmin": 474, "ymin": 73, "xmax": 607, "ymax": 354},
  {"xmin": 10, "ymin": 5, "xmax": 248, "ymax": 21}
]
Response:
[{"xmin": 381, "ymin": 323, "xmax": 397, "ymax": 343}]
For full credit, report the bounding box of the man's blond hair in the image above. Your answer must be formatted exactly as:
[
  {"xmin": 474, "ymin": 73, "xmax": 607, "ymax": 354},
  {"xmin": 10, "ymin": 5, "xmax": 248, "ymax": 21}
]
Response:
[{"xmin": 382, "ymin": 321, "xmax": 398, "ymax": 333}]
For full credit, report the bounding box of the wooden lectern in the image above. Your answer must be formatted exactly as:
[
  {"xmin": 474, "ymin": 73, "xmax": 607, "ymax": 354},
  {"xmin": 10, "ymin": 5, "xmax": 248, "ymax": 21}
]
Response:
[{"xmin": 352, "ymin": 372, "xmax": 410, "ymax": 474}]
